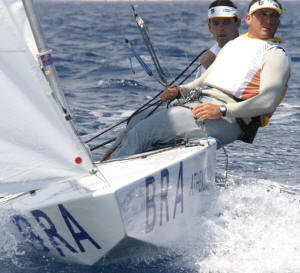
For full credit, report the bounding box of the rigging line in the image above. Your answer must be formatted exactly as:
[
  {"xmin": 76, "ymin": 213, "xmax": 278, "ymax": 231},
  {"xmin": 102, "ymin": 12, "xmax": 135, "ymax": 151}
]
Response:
[
  {"xmin": 85, "ymin": 49, "xmax": 206, "ymax": 144},
  {"xmin": 105, "ymin": 0, "xmax": 164, "ymax": 86},
  {"xmin": 89, "ymin": 100, "xmax": 161, "ymax": 150},
  {"xmin": 170, "ymin": 48, "xmax": 207, "ymax": 85},
  {"xmin": 130, "ymin": 2, "xmax": 168, "ymax": 86},
  {"xmin": 85, "ymin": 99, "xmax": 161, "ymax": 145},
  {"xmin": 178, "ymin": 62, "xmax": 202, "ymax": 85},
  {"xmin": 127, "ymin": 47, "xmax": 208, "ymax": 122},
  {"xmin": 147, "ymin": 63, "xmax": 201, "ymax": 116},
  {"xmin": 165, "ymin": 62, "xmax": 202, "ymax": 109},
  {"xmin": 90, "ymin": 137, "xmax": 116, "ymax": 151},
  {"xmin": 144, "ymin": 49, "xmax": 207, "ymax": 118},
  {"xmin": 126, "ymin": 39, "xmax": 167, "ymax": 87},
  {"xmin": 85, "ymin": 118, "xmax": 125, "ymax": 144}
]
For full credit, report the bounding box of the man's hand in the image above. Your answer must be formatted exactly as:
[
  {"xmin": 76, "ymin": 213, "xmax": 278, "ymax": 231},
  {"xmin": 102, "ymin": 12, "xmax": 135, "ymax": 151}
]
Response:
[
  {"xmin": 192, "ymin": 103, "xmax": 222, "ymax": 121},
  {"xmin": 160, "ymin": 85, "xmax": 180, "ymax": 102}
]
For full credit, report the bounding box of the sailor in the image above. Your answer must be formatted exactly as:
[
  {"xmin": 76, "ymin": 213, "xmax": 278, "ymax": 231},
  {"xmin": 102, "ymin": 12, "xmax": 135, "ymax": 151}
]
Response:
[
  {"xmin": 109, "ymin": 0, "xmax": 290, "ymax": 160},
  {"xmin": 196, "ymin": 0, "xmax": 241, "ymax": 78},
  {"xmin": 126, "ymin": 0, "xmax": 241, "ymax": 126},
  {"xmin": 101, "ymin": 1, "xmax": 241, "ymax": 161}
]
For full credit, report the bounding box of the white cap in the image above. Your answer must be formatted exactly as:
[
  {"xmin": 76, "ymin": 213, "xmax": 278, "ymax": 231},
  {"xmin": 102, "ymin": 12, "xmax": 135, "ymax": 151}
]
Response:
[
  {"xmin": 207, "ymin": 6, "xmax": 238, "ymax": 20},
  {"xmin": 249, "ymin": 0, "xmax": 282, "ymax": 15}
]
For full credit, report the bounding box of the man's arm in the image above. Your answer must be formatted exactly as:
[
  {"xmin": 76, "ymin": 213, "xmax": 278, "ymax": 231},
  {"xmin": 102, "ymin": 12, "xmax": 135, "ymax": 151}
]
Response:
[
  {"xmin": 191, "ymin": 47, "xmax": 290, "ymax": 121},
  {"xmin": 161, "ymin": 45, "xmax": 221, "ymax": 102},
  {"xmin": 160, "ymin": 64, "xmax": 214, "ymax": 102},
  {"xmin": 195, "ymin": 50, "xmax": 216, "ymax": 79},
  {"xmin": 200, "ymin": 50, "xmax": 217, "ymax": 70},
  {"xmin": 226, "ymin": 47, "xmax": 290, "ymax": 118},
  {"xmin": 178, "ymin": 64, "xmax": 214, "ymax": 98}
]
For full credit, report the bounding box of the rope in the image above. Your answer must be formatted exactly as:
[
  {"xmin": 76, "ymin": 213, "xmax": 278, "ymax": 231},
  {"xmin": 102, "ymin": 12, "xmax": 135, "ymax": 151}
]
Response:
[
  {"xmin": 85, "ymin": 3, "xmax": 207, "ymax": 146},
  {"xmin": 144, "ymin": 49, "xmax": 207, "ymax": 119},
  {"xmin": 130, "ymin": 3, "xmax": 168, "ymax": 86},
  {"xmin": 85, "ymin": 48, "xmax": 206, "ymax": 145},
  {"xmin": 126, "ymin": 39, "xmax": 166, "ymax": 86},
  {"xmin": 90, "ymin": 137, "xmax": 116, "ymax": 151}
]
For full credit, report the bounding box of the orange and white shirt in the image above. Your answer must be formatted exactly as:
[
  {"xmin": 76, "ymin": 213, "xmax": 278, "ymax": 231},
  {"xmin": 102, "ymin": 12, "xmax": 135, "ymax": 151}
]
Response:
[
  {"xmin": 204, "ymin": 33, "xmax": 288, "ymax": 100},
  {"xmin": 180, "ymin": 33, "xmax": 291, "ymax": 126}
]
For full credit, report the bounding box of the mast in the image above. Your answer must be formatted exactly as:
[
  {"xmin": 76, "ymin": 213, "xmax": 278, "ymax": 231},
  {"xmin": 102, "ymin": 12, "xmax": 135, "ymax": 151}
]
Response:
[
  {"xmin": 22, "ymin": 0, "xmax": 69, "ymax": 114},
  {"xmin": 21, "ymin": 0, "xmax": 95, "ymax": 169}
]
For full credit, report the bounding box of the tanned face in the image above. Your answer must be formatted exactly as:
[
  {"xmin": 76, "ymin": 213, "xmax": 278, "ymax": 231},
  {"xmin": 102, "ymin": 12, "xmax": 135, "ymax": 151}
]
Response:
[
  {"xmin": 246, "ymin": 8, "xmax": 280, "ymax": 39},
  {"xmin": 208, "ymin": 17, "xmax": 241, "ymax": 48}
]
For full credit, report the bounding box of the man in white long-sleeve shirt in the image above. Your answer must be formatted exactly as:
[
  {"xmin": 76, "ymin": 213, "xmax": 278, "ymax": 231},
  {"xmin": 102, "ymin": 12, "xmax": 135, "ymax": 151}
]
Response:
[{"xmin": 110, "ymin": 0, "xmax": 290, "ymax": 159}]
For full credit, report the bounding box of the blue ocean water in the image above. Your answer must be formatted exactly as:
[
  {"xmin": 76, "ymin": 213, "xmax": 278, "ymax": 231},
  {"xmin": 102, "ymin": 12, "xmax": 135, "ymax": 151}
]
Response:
[{"xmin": 1, "ymin": 1, "xmax": 300, "ymax": 272}]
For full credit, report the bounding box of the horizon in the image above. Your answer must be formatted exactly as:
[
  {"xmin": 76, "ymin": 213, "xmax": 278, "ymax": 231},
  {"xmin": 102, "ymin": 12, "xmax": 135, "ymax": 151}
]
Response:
[{"xmin": 41, "ymin": 0, "xmax": 297, "ymax": 2}]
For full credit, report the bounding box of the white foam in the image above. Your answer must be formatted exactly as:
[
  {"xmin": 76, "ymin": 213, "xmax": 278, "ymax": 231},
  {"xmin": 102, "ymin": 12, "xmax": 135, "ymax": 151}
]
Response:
[{"xmin": 194, "ymin": 180, "xmax": 300, "ymax": 273}]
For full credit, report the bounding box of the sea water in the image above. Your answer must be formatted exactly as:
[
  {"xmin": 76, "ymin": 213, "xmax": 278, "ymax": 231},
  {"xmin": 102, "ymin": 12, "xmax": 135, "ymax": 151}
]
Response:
[{"xmin": 1, "ymin": 1, "xmax": 300, "ymax": 272}]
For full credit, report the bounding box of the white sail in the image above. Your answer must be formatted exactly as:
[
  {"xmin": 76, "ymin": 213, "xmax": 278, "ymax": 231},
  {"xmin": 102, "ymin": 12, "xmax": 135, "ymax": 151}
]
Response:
[
  {"xmin": 6, "ymin": 0, "xmax": 39, "ymax": 59},
  {"xmin": 0, "ymin": 0, "xmax": 95, "ymax": 194}
]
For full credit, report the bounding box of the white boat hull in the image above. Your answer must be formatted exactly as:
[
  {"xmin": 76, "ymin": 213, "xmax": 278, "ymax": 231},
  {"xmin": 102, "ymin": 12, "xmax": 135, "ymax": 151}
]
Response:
[{"xmin": 2, "ymin": 140, "xmax": 216, "ymax": 265}]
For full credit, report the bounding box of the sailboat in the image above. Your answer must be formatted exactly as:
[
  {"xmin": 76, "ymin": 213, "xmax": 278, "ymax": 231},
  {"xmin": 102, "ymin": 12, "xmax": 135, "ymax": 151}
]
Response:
[{"xmin": 0, "ymin": 0, "xmax": 217, "ymax": 266}]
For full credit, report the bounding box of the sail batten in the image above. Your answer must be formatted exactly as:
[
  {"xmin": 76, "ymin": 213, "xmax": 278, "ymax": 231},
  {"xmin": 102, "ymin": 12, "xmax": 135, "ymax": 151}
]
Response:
[{"xmin": 0, "ymin": 0, "xmax": 95, "ymax": 194}]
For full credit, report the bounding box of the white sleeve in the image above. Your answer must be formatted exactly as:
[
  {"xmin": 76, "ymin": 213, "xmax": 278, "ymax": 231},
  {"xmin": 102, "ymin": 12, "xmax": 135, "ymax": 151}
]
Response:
[{"xmin": 226, "ymin": 47, "xmax": 290, "ymax": 118}]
